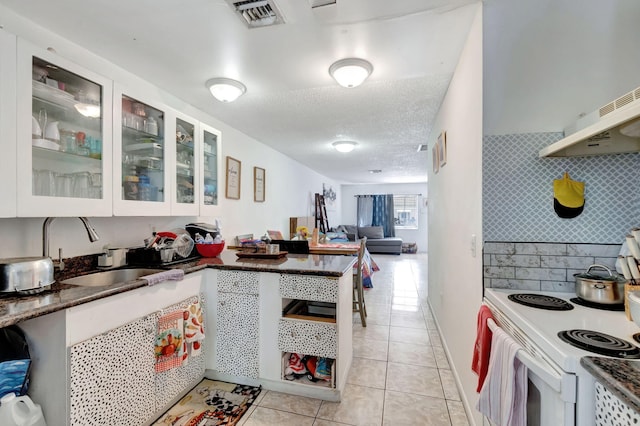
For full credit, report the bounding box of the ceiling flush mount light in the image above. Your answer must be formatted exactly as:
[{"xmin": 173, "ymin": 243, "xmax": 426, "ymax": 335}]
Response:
[
  {"xmin": 205, "ymin": 78, "xmax": 247, "ymax": 102},
  {"xmin": 329, "ymin": 58, "xmax": 373, "ymax": 88},
  {"xmin": 332, "ymin": 141, "xmax": 358, "ymax": 153}
]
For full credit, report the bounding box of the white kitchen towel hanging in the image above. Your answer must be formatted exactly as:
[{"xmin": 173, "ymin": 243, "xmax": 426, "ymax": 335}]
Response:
[{"xmin": 477, "ymin": 326, "xmax": 528, "ymax": 426}]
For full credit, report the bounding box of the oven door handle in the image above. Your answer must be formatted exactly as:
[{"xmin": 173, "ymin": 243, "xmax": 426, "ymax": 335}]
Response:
[{"xmin": 487, "ymin": 318, "xmax": 563, "ymax": 393}]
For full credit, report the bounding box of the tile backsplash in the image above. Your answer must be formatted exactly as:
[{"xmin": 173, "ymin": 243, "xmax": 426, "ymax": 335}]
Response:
[
  {"xmin": 483, "ymin": 241, "xmax": 621, "ymax": 292},
  {"xmin": 483, "ymin": 132, "xmax": 640, "ymax": 244}
]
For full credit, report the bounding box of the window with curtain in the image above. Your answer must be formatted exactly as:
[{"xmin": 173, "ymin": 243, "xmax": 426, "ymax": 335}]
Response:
[{"xmin": 393, "ymin": 195, "xmax": 419, "ymax": 229}]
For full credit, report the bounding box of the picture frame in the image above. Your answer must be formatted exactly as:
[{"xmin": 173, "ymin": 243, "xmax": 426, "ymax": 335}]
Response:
[
  {"xmin": 432, "ymin": 142, "xmax": 440, "ymax": 174},
  {"xmin": 254, "ymin": 166, "xmax": 265, "ymax": 202},
  {"xmin": 225, "ymin": 156, "xmax": 241, "ymax": 200},
  {"xmin": 438, "ymin": 131, "xmax": 447, "ymax": 167}
]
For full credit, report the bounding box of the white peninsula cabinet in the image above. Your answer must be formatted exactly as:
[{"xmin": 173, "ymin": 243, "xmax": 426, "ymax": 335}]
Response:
[
  {"xmin": 19, "ymin": 272, "xmax": 205, "ymax": 426},
  {"xmin": 203, "ymin": 265, "xmax": 353, "ymax": 402},
  {"xmin": 16, "ymin": 39, "xmax": 113, "ymax": 217}
]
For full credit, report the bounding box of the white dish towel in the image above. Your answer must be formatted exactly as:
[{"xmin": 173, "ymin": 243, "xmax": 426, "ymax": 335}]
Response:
[{"xmin": 476, "ymin": 326, "xmax": 528, "ymax": 426}]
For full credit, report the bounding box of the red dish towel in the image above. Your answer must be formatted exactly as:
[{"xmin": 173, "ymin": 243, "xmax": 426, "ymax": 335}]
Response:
[{"xmin": 472, "ymin": 305, "xmax": 494, "ymax": 392}]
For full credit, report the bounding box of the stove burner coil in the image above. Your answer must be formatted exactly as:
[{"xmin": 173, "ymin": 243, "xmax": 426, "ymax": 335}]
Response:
[
  {"xmin": 507, "ymin": 293, "xmax": 574, "ymax": 311},
  {"xmin": 569, "ymin": 297, "xmax": 625, "ymax": 311},
  {"xmin": 558, "ymin": 329, "xmax": 640, "ymax": 359}
]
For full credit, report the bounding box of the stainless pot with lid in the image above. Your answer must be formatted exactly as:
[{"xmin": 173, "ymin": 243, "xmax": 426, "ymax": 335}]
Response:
[
  {"xmin": 0, "ymin": 257, "xmax": 54, "ymax": 294},
  {"xmin": 574, "ymin": 264, "xmax": 627, "ymax": 305}
]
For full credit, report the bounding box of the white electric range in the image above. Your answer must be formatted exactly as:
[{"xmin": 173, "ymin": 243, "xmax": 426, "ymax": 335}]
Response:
[{"xmin": 483, "ymin": 288, "xmax": 640, "ymax": 426}]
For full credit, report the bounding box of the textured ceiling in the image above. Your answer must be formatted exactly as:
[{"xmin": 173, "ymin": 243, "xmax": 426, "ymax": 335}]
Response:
[{"xmin": 0, "ymin": 0, "xmax": 479, "ymax": 184}]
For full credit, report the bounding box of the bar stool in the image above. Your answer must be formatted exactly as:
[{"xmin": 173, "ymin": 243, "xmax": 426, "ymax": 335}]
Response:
[{"xmin": 353, "ymin": 237, "xmax": 367, "ymax": 327}]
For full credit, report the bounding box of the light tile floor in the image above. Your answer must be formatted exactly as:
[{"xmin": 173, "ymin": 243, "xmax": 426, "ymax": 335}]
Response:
[{"xmin": 239, "ymin": 253, "xmax": 470, "ymax": 426}]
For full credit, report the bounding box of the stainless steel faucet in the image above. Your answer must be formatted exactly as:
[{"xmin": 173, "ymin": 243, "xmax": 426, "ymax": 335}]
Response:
[{"xmin": 43, "ymin": 217, "xmax": 100, "ymax": 271}]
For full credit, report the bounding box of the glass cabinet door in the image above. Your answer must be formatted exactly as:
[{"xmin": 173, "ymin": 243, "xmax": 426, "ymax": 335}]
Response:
[
  {"xmin": 175, "ymin": 117, "xmax": 196, "ymax": 206},
  {"xmin": 31, "ymin": 56, "xmax": 105, "ymax": 199},
  {"xmin": 200, "ymin": 124, "xmax": 221, "ymax": 215},
  {"xmin": 120, "ymin": 95, "xmax": 165, "ymax": 203},
  {"xmin": 17, "ymin": 39, "xmax": 113, "ymax": 217}
]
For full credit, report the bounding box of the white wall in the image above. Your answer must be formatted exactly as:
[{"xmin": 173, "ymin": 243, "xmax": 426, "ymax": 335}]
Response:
[
  {"xmin": 340, "ymin": 183, "xmax": 428, "ymax": 252},
  {"xmin": 427, "ymin": 5, "xmax": 483, "ymax": 425},
  {"xmin": 0, "ymin": 6, "xmax": 341, "ymax": 258}
]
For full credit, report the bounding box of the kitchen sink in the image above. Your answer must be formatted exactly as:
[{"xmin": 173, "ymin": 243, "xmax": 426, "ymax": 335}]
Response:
[{"xmin": 61, "ymin": 268, "xmax": 165, "ymax": 287}]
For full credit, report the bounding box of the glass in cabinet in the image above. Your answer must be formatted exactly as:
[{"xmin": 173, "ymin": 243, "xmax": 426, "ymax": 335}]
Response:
[
  {"xmin": 17, "ymin": 40, "xmax": 113, "ymax": 217},
  {"xmin": 200, "ymin": 123, "xmax": 221, "ymax": 215}
]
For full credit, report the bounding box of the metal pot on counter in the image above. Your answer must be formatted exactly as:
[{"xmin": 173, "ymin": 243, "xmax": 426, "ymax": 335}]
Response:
[
  {"xmin": 574, "ymin": 264, "xmax": 627, "ymax": 305},
  {"xmin": 0, "ymin": 257, "xmax": 54, "ymax": 295}
]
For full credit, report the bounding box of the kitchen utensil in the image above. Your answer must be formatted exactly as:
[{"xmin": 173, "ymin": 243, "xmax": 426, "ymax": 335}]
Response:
[
  {"xmin": 627, "ymin": 256, "xmax": 640, "ymax": 280},
  {"xmin": 172, "ymin": 233, "xmax": 194, "ymax": 258},
  {"xmin": 54, "ymin": 173, "xmax": 73, "ymax": 198},
  {"xmin": 627, "ymin": 290, "xmax": 640, "ymax": 327},
  {"xmin": 44, "ymin": 121, "xmax": 60, "ymax": 141},
  {"xmin": 619, "ymin": 255, "xmax": 633, "ymax": 280},
  {"xmin": 32, "ymin": 138, "xmax": 61, "ymax": 151},
  {"xmin": 627, "ymin": 235, "xmax": 640, "ymax": 260},
  {"xmin": 0, "ymin": 257, "xmax": 54, "ymax": 294},
  {"xmin": 31, "ymin": 116, "xmax": 41, "ymax": 138},
  {"xmin": 195, "ymin": 241, "xmax": 225, "ymax": 257},
  {"xmin": 574, "ymin": 264, "xmax": 627, "ymax": 305}
]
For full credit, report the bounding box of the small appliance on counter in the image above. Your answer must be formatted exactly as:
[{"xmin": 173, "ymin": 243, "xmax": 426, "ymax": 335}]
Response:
[{"xmin": 0, "ymin": 258, "xmax": 54, "ymax": 295}]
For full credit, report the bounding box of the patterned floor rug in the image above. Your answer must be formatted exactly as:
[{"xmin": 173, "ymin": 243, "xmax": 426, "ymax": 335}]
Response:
[{"xmin": 153, "ymin": 379, "xmax": 262, "ymax": 426}]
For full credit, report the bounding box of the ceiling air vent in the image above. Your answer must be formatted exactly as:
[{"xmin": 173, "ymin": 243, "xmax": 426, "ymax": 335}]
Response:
[{"xmin": 227, "ymin": 0, "xmax": 285, "ymax": 28}]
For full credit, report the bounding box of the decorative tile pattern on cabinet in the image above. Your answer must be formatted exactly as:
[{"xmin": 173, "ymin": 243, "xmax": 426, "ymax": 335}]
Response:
[
  {"xmin": 69, "ymin": 314, "xmax": 156, "ymax": 425},
  {"xmin": 216, "ymin": 291, "xmax": 259, "ymax": 378},
  {"xmin": 595, "ymin": 382, "xmax": 640, "ymax": 425},
  {"xmin": 279, "ymin": 274, "xmax": 338, "ymax": 303},
  {"xmin": 278, "ymin": 319, "xmax": 337, "ymax": 358}
]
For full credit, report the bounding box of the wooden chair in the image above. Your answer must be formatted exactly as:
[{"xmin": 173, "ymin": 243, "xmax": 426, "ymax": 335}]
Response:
[{"xmin": 353, "ymin": 237, "xmax": 367, "ymax": 326}]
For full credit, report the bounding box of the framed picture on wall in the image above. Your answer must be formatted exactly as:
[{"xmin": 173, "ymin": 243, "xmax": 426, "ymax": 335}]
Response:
[
  {"xmin": 225, "ymin": 156, "xmax": 241, "ymax": 200},
  {"xmin": 438, "ymin": 131, "xmax": 447, "ymax": 167},
  {"xmin": 432, "ymin": 142, "xmax": 440, "ymax": 174},
  {"xmin": 254, "ymin": 167, "xmax": 265, "ymax": 202}
]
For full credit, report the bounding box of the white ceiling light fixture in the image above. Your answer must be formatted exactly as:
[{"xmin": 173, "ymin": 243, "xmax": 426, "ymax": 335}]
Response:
[
  {"xmin": 205, "ymin": 78, "xmax": 247, "ymax": 102},
  {"xmin": 329, "ymin": 58, "xmax": 373, "ymax": 88},
  {"xmin": 332, "ymin": 141, "xmax": 358, "ymax": 153}
]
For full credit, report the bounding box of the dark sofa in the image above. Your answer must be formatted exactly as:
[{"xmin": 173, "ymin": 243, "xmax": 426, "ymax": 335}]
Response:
[{"xmin": 336, "ymin": 225, "xmax": 403, "ymax": 255}]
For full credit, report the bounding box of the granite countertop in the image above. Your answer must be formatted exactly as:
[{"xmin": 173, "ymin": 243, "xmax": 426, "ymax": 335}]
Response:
[
  {"xmin": 0, "ymin": 250, "xmax": 356, "ymax": 329},
  {"xmin": 581, "ymin": 356, "xmax": 640, "ymax": 412}
]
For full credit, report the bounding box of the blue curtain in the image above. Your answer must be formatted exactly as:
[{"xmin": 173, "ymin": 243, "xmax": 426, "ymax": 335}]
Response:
[{"xmin": 372, "ymin": 194, "xmax": 395, "ymax": 237}]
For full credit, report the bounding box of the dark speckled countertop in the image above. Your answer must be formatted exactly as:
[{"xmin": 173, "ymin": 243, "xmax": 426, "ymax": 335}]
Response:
[
  {"xmin": 0, "ymin": 249, "xmax": 356, "ymax": 329},
  {"xmin": 581, "ymin": 356, "xmax": 640, "ymax": 412}
]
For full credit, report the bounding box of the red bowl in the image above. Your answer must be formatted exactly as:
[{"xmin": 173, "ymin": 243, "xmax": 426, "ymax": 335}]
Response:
[{"xmin": 195, "ymin": 241, "xmax": 225, "ymax": 257}]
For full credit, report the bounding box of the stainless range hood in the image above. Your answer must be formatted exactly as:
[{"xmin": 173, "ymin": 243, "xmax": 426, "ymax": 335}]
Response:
[{"xmin": 539, "ymin": 86, "xmax": 640, "ymax": 157}]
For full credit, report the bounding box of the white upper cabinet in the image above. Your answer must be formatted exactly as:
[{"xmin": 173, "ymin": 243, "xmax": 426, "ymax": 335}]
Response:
[
  {"xmin": 113, "ymin": 84, "xmax": 171, "ymax": 216},
  {"xmin": 167, "ymin": 109, "xmax": 200, "ymax": 216},
  {"xmin": 199, "ymin": 123, "xmax": 222, "ymax": 216},
  {"xmin": 0, "ymin": 30, "xmax": 17, "ymax": 218},
  {"xmin": 16, "ymin": 39, "xmax": 113, "ymax": 217}
]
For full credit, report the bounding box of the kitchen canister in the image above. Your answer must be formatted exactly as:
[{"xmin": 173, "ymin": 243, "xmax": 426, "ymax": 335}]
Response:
[{"xmin": 0, "ymin": 393, "xmax": 47, "ymax": 426}]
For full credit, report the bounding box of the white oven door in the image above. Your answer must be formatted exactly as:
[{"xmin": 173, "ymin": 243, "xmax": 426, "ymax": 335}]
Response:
[{"xmin": 483, "ymin": 317, "xmax": 576, "ymax": 426}]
